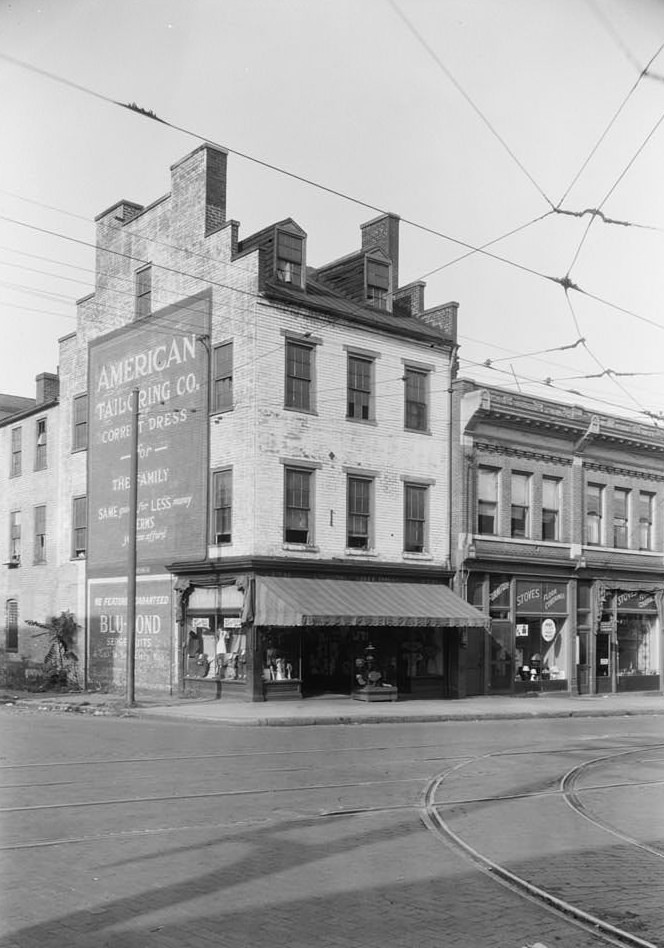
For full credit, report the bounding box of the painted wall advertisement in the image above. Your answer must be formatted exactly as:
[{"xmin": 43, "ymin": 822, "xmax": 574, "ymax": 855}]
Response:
[{"xmin": 87, "ymin": 294, "xmax": 210, "ymax": 689}]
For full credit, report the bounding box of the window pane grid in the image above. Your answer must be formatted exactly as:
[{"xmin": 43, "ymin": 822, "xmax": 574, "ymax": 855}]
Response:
[
  {"xmin": 348, "ymin": 356, "xmax": 372, "ymax": 420},
  {"xmin": 404, "ymin": 485, "xmax": 426, "ymax": 553},
  {"xmin": 347, "ymin": 477, "xmax": 371, "ymax": 548},
  {"xmin": 404, "ymin": 369, "xmax": 428, "ymax": 431},
  {"xmin": 212, "ymin": 471, "xmax": 232, "ymax": 543},
  {"xmin": 285, "ymin": 343, "xmax": 312, "ymax": 410},
  {"xmin": 73, "ymin": 394, "xmax": 88, "ymax": 451},
  {"xmin": 285, "ymin": 469, "xmax": 311, "ymax": 544},
  {"xmin": 34, "ymin": 505, "xmax": 46, "ymax": 563},
  {"xmin": 213, "ymin": 343, "xmax": 233, "ymax": 412}
]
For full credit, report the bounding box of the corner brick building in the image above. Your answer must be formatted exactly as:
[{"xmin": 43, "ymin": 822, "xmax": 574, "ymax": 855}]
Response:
[{"xmin": 452, "ymin": 379, "xmax": 664, "ymax": 696}]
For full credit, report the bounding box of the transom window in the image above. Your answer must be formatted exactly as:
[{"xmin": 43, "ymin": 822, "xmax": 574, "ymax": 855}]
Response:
[
  {"xmin": 347, "ymin": 355, "xmax": 373, "ymax": 421},
  {"xmin": 404, "ymin": 367, "xmax": 428, "ymax": 431},
  {"xmin": 284, "ymin": 468, "xmax": 312, "ymax": 544},
  {"xmin": 213, "ymin": 342, "xmax": 233, "ymax": 412},
  {"xmin": 586, "ymin": 483, "xmax": 604, "ymax": 545},
  {"xmin": 510, "ymin": 473, "xmax": 531, "ymax": 539},
  {"xmin": 366, "ymin": 258, "xmax": 389, "ymax": 308},
  {"xmin": 477, "ymin": 468, "xmax": 499, "ymax": 535},
  {"xmin": 404, "ymin": 484, "xmax": 427, "ymax": 553},
  {"xmin": 73, "ymin": 394, "xmax": 88, "ymax": 451},
  {"xmin": 276, "ymin": 231, "xmax": 304, "ymax": 287},
  {"xmin": 613, "ymin": 487, "xmax": 630, "ymax": 549},
  {"xmin": 212, "ymin": 470, "xmax": 232, "ymax": 544},
  {"xmin": 347, "ymin": 476, "xmax": 372, "ymax": 550},
  {"xmin": 285, "ymin": 341, "xmax": 313, "ymax": 412}
]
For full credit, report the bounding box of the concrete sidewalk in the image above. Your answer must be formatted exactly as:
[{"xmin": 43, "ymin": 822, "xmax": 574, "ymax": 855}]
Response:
[{"xmin": 3, "ymin": 688, "xmax": 664, "ymax": 726}]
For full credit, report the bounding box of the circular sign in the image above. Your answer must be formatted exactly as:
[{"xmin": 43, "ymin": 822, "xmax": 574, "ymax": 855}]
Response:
[{"xmin": 541, "ymin": 618, "xmax": 557, "ymax": 642}]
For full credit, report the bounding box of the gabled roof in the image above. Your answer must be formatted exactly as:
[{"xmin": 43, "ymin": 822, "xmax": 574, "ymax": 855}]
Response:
[
  {"xmin": 262, "ymin": 270, "xmax": 453, "ymax": 346},
  {"xmin": 0, "ymin": 394, "xmax": 36, "ymax": 422}
]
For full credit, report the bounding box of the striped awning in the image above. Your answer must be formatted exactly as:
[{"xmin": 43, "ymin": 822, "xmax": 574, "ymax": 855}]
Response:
[{"xmin": 254, "ymin": 577, "xmax": 489, "ymax": 629}]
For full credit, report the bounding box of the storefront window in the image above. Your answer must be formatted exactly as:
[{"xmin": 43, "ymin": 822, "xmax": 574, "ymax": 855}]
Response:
[
  {"xmin": 515, "ymin": 617, "xmax": 567, "ymax": 683},
  {"xmin": 187, "ymin": 614, "xmax": 246, "ymax": 680},
  {"xmin": 264, "ymin": 632, "xmax": 300, "ymax": 682}
]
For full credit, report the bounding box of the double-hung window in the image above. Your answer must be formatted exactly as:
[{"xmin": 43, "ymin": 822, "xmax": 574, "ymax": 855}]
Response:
[
  {"xmin": 34, "ymin": 505, "xmax": 46, "ymax": 564},
  {"xmin": 586, "ymin": 483, "xmax": 604, "ymax": 545},
  {"xmin": 35, "ymin": 418, "xmax": 47, "ymax": 470},
  {"xmin": 213, "ymin": 342, "xmax": 233, "ymax": 412},
  {"xmin": 542, "ymin": 477, "xmax": 561, "ymax": 541},
  {"xmin": 404, "ymin": 367, "xmax": 428, "ymax": 431},
  {"xmin": 9, "ymin": 511, "xmax": 21, "ymax": 563},
  {"xmin": 404, "ymin": 484, "xmax": 427, "ymax": 553},
  {"xmin": 347, "ymin": 355, "xmax": 373, "ymax": 421},
  {"xmin": 73, "ymin": 394, "xmax": 88, "ymax": 451},
  {"xmin": 135, "ymin": 265, "xmax": 152, "ymax": 319},
  {"xmin": 212, "ymin": 470, "xmax": 232, "ymax": 544},
  {"xmin": 10, "ymin": 427, "xmax": 21, "ymax": 477},
  {"xmin": 285, "ymin": 341, "xmax": 313, "ymax": 412},
  {"xmin": 284, "ymin": 468, "xmax": 312, "ymax": 544},
  {"xmin": 477, "ymin": 468, "xmax": 499, "ymax": 535},
  {"xmin": 639, "ymin": 491, "xmax": 654, "ymax": 551},
  {"xmin": 347, "ymin": 476, "xmax": 372, "ymax": 550},
  {"xmin": 510, "ymin": 473, "xmax": 531, "ymax": 539},
  {"xmin": 276, "ymin": 231, "xmax": 304, "ymax": 287},
  {"xmin": 613, "ymin": 487, "xmax": 630, "ymax": 549},
  {"xmin": 72, "ymin": 496, "xmax": 87, "ymax": 558}
]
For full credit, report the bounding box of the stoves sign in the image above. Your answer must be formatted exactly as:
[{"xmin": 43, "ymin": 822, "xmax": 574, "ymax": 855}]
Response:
[{"xmin": 86, "ymin": 293, "xmax": 210, "ymax": 689}]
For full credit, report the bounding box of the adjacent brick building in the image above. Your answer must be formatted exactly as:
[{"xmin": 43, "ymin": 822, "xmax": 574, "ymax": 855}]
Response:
[{"xmin": 452, "ymin": 379, "xmax": 664, "ymax": 696}]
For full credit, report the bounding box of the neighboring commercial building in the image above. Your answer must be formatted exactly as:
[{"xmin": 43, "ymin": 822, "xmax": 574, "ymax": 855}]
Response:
[
  {"xmin": 453, "ymin": 380, "xmax": 664, "ymax": 696},
  {"xmin": 50, "ymin": 143, "xmax": 487, "ymax": 700}
]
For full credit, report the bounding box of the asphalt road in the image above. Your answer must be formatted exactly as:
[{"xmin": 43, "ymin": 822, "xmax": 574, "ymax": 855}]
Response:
[{"xmin": 1, "ymin": 709, "xmax": 663, "ymax": 948}]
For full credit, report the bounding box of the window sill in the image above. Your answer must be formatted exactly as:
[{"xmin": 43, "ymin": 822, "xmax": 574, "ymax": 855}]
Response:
[
  {"xmin": 346, "ymin": 417, "xmax": 377, "ymax": 426},
  {"xmin": 209, "ymin": 544, "xmax": 233, "ymax": 557},
  {"xmin": 211, "ymin": 406, "xmax": 234, "ymax": 417},
  {"xmin": 344, "ymin": 548, "xmax": 377, "ymax": 557},
  {"xmin": 402, "ymin": 552, "xmax": 433, "ymax": 561},
  {"xmin": 282, "ymin": 543, "xmax": 320, "ymax": 553},
  {"xmin": 71, "ymin": 446, "xmax": 88, "ymax": 454},
  {"xmin": 283, "ymin": 406, "xmax": 318, "ymax": 416},
  {"xmin": 404, "ymin": 427, "xmax": 432, "ymax": 436}
]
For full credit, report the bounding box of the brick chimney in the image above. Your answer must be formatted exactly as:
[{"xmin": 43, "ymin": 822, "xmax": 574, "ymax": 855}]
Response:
[
  {"xmin": 35, "ymin": 372, "xmax": 59, "ymax": 405},
  {"xmin": 361, "ymin": 213, "xmax": 399, "ymax": 291},
  {"xmin": 171, "ymin": 143, "xmax": 228, "ymax": 237}
]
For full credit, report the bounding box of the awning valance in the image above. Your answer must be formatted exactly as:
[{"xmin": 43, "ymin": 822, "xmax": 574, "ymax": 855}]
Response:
[{"xmin": 254, "ymin": 577, "xmax": 490, "ymax": 629}]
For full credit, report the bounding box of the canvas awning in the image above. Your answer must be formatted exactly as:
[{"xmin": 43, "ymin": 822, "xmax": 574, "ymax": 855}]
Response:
[{"xmin": 254, "ymin": 576, "xmax": 489, "ymax": 629}]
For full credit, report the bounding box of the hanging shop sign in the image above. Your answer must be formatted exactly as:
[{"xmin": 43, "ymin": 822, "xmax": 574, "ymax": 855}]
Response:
[{"xmin": 541, "ymin": 618, "xmax": 557, "ymax": 642}]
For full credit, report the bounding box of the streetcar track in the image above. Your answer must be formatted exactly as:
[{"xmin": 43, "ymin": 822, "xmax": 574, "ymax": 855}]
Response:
[{"xmin": 420, "ymin": 742, "xmax": 664, "ymax": 948}]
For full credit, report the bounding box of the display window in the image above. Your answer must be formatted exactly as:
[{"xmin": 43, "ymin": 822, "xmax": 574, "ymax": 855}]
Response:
[
  {"xmin": 617, "ymin": 614, "xmax": 658, "ymax": 678},
  {"xmin": 515, "ymin": 616, "xmax": 567, "ymax": 683},
  {"xmin": 186, "ymin": 612, "xmax": 245, "ymax": 680},
  {"xmin": 263, "ymin": 631, "xmax": 300, "ymax": 682}
]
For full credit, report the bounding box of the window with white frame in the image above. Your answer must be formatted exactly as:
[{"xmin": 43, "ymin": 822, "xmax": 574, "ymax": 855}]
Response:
[
  {"xmin": 510, "ymin": 472, "xmax": 531, "ymax": 539},
  {"xmin": 404, "ymin": 483, "xmax": 427, "ymax": 553},
  {"xmin": 284, "ymin": 468, "xmax": 312, "ymax": 544},
  {"xmin": 10, "ymin": 427, "xmax": 21, "ymax": 477},
  {"xmin": 72, "ymin": 496, "xmax": 87, "ymax": 558},
  {"xmin": 212, "ymin": 469, "xmax": 232, "ymax": 544},
  {"xmin": 347, "ymin": 354, "xmax": 373, "ymax": 421},
  {"xmin": 586, "ymin": 483, "xmax": 604, "ymax": 545},
  {"xmin": 542, "ymin": 476, "xmax": 561, "ymax": 541},
  {"xmin": 72, "ymin": 394, "xmax": 88, "ymax": 451},
  {"xmin": 639, "ymin": 491, "xmax": 654, "ymax": 551},
  {"xmin": 34, "ymin": 505, "xmax": 46, "ymax": 564},
  {"xmin": 213, "ymin": 342, "xmax": 233, "ymax": 412},
  {"xmin": 347, "ymin": 476, "xmax": 372, "ymax": 550},
  {"xmin": 477, "ymin": 467, "xmax": 499, "ymax": 535},
  {"xmin": 613, "ymin": 487, "xmax": 630, "ymax": 549},
  {"xmin": 285, "ymin": 341, "xmax": 313, "ymax": 412}
]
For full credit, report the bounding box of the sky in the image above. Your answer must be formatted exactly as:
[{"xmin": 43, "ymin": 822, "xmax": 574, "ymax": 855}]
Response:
[{"xmin": 2, "ymin": 0, "xmax": 664, "ymax": 425}]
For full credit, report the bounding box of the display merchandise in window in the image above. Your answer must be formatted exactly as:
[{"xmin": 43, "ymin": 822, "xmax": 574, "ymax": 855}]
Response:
[
  {"xmin": 618, "ymin": 614, "xmax": 657, "ymax": 677},
  {"xmin": 263, "ymin": 632, "xmax": 299, "ymax": 681},
  {"xmin": 514, "ymin": 617, "xmax": 566, "ymax": 682},
  {"xmin": 186, "ymin": 615, "xmax": 245, "ymax": 680}
]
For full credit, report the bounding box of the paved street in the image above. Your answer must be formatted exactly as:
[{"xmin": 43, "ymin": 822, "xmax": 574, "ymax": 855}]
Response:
[{"xmin": 1, "ymin": 710, "xmax": 663, "ymax": 947}]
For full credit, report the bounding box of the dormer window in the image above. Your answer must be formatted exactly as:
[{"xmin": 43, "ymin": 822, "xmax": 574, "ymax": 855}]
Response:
[
  {"xmin": 366, "ymin": 258, "xmax": 390, "ymax": 309},
  {"xmin": 276, "ymin": 231, "xmax": 304, "ymax": 287}
]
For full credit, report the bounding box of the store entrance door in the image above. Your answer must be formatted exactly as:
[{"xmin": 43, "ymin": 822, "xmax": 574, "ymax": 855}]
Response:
[
  {"xmin": 465, "ymin": 628, "xmax": 485, "ymax": 696},
  {"xmin": 302, "ymin": 630, "xmax": 354, "ymax": 695},
  {"xmin": 488, "ymin": 620, "xmax": 514, "ymax": 692}
]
